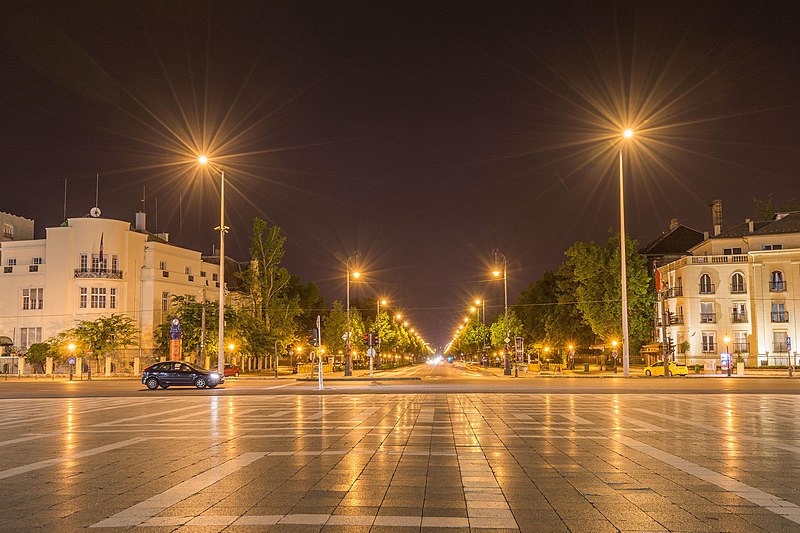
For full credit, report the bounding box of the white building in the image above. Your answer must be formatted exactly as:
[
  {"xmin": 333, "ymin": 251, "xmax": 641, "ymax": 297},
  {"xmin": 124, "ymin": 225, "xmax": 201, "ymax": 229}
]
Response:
[
  {"xmin": 658, "ymin": 211, "xmax": 800, "ymax": 367},
  {"xmin": 0, "ymin": 213, "xmax": 221, "ymax": 373},
  {"xmin": 0, "ymin": 211, "xmax": 34, "ymax": 243}
]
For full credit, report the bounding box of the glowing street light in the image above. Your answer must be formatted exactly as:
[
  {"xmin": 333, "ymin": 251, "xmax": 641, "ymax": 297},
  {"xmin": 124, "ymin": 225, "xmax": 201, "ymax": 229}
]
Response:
[
  {"xmin": 198, "ymin": 155, "xmax": 228, "ymax": 376},
  {"xmin": 723, "ymin": 335, "xmax": 732, "ymax": 377},
  {"xmin": 345, "ymin": 251, "xmax": 361, "ymax": 376},
  {"xmin": 618, "ymin": 129, "xmax": 634, "ymax": 377},
  {"xmin": 492, "ymin": 249, "xmax": 511, "ymax": 376}
]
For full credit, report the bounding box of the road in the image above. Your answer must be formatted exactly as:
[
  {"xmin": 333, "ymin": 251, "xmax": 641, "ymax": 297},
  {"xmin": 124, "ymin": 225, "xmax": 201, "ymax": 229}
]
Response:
[{"xmin": 1, "ymin": 364, "xmax": 799, "ymax": 531}]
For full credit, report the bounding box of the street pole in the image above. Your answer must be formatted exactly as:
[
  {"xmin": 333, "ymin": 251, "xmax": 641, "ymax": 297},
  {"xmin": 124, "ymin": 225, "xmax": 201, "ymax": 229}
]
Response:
[
  {"xmin": 619, "ymin": 147, "xmax": 630, "ymax": 377},
  {"xmin": 217, "ymin": 170, "xmax": 226, "ymax": 376},
  {"xmin": 660, "ymin": 291, "xmax": 670, "ymax": 377},
  {"xmin": 493, "ymin": 250, "xmax": 511, "ymax": 376},
  {"xmin": 317, "ymin": 315, "xmax": 323, "ymax": 390},
  {"xmin": 345, "ymin": 252, "xmax": 360, "ymax": 376}
]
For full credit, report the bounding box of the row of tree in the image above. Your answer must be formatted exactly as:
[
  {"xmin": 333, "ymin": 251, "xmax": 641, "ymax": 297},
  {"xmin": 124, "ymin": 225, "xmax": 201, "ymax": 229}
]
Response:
[{"xmin": 452, "ymin": 231, "xmax": 654, "ymax": 362}]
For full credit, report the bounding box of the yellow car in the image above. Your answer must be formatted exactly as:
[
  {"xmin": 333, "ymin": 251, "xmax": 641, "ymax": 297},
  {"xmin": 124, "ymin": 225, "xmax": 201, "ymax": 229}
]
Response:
[{"xmin": 644, "ymin": 361, "xmax": 689, "ymax": 377}]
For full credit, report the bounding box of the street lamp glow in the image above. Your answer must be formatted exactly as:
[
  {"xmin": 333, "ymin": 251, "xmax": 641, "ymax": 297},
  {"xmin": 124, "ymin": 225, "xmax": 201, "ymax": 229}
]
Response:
[
  {"xmin": 68, "ymin": 343, "xmax": 76, "ymax": 352},
  {"xmin": 198, "ymin": 154, "xmax": 209, "ymax": 165},
  {"xmin": 474, "ymin": 299, "xmax": 481, "ymax": 305},
  {"xmin": 612, "ymin": 340, "xmax": 618, "ymax": 348},
  {"xmin": 470, "ymin": 306, "xmax": 477, "ymax": 313},
  {"xmin": 623, "ymin": 129, "xmax": 634, "ymax": 138},
  {"xmin": 492, "ymin": 270, "xmax": 501, "ymax": 277},
  {"xmin": 380, "ymin": 299, "xmax": 387, "ymax": 305},
  {"xmin": 228, "ymin": 343, "xmax": 235, "ymax": 351},
  {"xmin": 352, "ymin": 271, "xmax": 361, "ymax": 279},
  {"xmin": 723, "ymin": 335, "xmax": 731, "ymax": 344},
  {"xmin": 296, "ymin": 345, "xmax": 303, "ymax": 353},
  {"xmin": 395, "ymin": 314, "xmax": 402, "ymax": 320},
  {"xmin": 568, "ymin": 345, "xmax": 574, "ymax": 351}
]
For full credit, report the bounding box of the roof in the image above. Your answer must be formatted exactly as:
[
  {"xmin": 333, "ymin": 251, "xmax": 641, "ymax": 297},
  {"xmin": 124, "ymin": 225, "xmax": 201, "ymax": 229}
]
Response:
[
  {"xmin": 640, "ymin": 224, "xmax": 704, "ymax": 256},
  {"xmin": 712, "ymin": 212, "xmax": 800, "ymax": 239}
]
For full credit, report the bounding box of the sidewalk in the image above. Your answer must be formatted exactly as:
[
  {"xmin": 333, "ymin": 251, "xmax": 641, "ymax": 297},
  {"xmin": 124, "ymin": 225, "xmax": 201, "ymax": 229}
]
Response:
[{"xmin": 468, "ymin": 365, "xmax": 796, "ymax": 378}]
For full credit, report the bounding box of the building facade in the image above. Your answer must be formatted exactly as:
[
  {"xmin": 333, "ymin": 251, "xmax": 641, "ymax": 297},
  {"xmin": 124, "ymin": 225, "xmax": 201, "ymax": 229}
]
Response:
[
  {"xmin": 657, "ymin": 212, "xmax": 800, "ymax": 367},
  {"xmin": 0, "ymin": 214, "xmax": 221, "ymax": 373}
]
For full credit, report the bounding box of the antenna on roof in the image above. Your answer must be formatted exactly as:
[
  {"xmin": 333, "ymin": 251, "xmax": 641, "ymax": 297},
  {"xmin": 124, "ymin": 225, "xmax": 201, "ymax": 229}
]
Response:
[
  {"xmin": 63, "ymin": 178, "xmax": 68, "ymax": 221},
  {"xmin": 155, "ymin": 197, "xmax": 158, "ymax": 233},
  {"xmin": 95, "ymin": 173, "xmax": 100, "ymax": 209},
  {"xmin": 141, "ymin": 185, "xmax": 146, "ymax": 212}
]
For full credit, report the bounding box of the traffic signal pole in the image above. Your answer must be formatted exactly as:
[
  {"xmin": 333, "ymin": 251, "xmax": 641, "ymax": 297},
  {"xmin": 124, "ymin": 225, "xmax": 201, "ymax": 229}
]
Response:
[{"xmin": 660, "ymin": 290, "xmax": 671, "ymax": 378}]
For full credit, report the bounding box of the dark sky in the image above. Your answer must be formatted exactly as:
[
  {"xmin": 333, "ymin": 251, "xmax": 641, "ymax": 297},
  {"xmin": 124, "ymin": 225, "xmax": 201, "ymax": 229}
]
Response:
[{"xmin": 2, "ymin": 1, "xmax": 800, "ymax": 349}]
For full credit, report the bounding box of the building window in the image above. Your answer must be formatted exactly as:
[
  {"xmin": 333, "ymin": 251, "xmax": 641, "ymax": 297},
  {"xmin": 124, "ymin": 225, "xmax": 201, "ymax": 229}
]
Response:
[
  {"xmin": 79, "ymin": 253, "xmax": 88, "ymax": 272},
  {"xmin": 212, "ymin": 273, "xmax": 218, "ymax": 281},
  {"xmin": 733, "ymin": 332, "xmax": 748, "ymax": 354},
  {"xmin": 702, "ymin": 332, "xmax": 716, "ymax": 353},
  {"xmin": 771, "ymin": 302, "xmax": 788, "ymax": 322},
  {"xmin": 770, "ymin": 271, "xmax": 786, "ymax": 291},
  {"xmin": 200, "ymin": 271, "xmax": 206, "ymax": 278},
  {"xmin": 90, "ymin": 287, "xmax": 107, "ymax": 309},
  {"xmin": 763, "ymin": 244, "xmax": 783, "ymax": 251},
  {"xmin": 700, "ymin": 302, "xmax": 715, "ymax": 323},
  {"xmin": 112, "ymin": 255, "xmax": 119, "ymax": 272},
  {"xmin": 19, "ymin": 327, "xmax": 42, "ymax": 350},
  {"xmin": 7, "ymin": 258, "xmax": 16, "ymax": 266},
  {"xmin": 32, "ymin": 257, "xmax": 43, "ymax": 265},
  {"xmin": 80, "ymin": 287, "xmax": 87, "ymax": 308},
  {"xmin": 91, "ymin": 253, "xmax": 107, "ymax": 271},
  {"xmin": 699, "ymin": 274, "xmax": 714, "ymax": 294},
  {"xmin": 21, "ymin": 288, "xmax": 44, "ymax": 310},
  {"xmin": 730, "ymin": 272, "xmax": 745, "ymax": 294},
  {"xmin": 162, "ymin": 291, "xmax": 170, "ymax": 312},
  {"xmin": 110, "ymin": 288, "xmax": 117, "ymax": 309},
  {"xmin": 185, "ymin": 266, "xmax": 192, "ymax": 275},
  {"xmin": 731, "ymin": 302, "xmax": 747, "ymax": 323},
  {"xmin": 2, "ymin": 223, "xmax": 13, "ymax": 239},
  {"xmin": 162, "ymin": 271, "xmax": 170, "ymax": 278},
  {"xmin": 773, "ymin": 331, "xmax": 788, "ymax": 353},
  {"xmin": 723, "ymin": 247, "xmax": 742, "ymax": 255},
  {"xmin": 159, "ymin": 261, "xmax": 167, "ymax": 270}
]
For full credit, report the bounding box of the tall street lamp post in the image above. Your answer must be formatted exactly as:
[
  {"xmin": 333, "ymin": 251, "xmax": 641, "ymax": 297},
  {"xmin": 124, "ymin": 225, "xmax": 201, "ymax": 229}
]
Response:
[
  {"xmin": 619, "ymin": 129, "xmax": 634, "ymax": 377},
  {"xmin": 492, "ymin": 249, "xmax": 511, "ymax": 376},
  {"xmin": 345, "ymin": 252, "xmax": 361, "ymax": 377},
  {"xmin": 198, "ymin": 155, "xmax": 227, "ymax": 376}
]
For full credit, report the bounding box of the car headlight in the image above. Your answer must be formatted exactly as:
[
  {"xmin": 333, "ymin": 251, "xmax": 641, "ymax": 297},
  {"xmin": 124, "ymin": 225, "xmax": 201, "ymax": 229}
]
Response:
[{"xmin": 209, "ymin": 373, "xmax": 220, "ymax": 380}]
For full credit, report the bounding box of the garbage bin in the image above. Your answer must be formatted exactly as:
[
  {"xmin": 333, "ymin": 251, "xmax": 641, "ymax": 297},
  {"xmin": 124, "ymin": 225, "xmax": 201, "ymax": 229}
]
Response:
[{"xmin": 583, "ymin": 363, "xmax": 590, "ymax": 372}]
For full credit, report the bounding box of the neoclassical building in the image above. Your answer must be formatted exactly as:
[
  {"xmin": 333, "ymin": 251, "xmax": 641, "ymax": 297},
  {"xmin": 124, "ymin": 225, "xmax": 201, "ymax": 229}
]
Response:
[
  {"xmin": 658, "ymin": 211, "xmax": 800, "ymax": 367},
  {"xmin": 0, "ymin": 213, "xmax": 222, "ymax": 373}
]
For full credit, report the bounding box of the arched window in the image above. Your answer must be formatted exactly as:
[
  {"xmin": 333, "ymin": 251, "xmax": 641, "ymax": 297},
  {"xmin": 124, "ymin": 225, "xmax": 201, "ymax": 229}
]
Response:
[
  {"xmin": 730, "ymin": 272, "xmax": 745, "ymax": 294},
  {"xmin": 699, "ymin": 273, "xmax": 714, "ymax": 294},
  {"xmin": 770, "ymin": 271, "xmax": 786, "ymax": 292}
]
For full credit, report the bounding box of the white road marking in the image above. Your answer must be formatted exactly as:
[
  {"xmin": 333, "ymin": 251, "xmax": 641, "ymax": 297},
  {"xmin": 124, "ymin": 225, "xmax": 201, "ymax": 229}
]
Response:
[
  {"xmin": 91, "ymin": 452, "xmax": 266, "ymax": 528},
  {"xmin": 91, "ymin": 405, "xmax": 199, "ymax": 427},
  {"xmin": 0, "ymin": 434, "xmax": 51, "ymax": 447},
  {"xmin": 0, "ymin": 437, "xmax": 145, "ymax": 480},
  {"xmin": 260, "ymin": 381, "xmax": 298, "ymax": 390},
  {"xmin": 618, "ymin": 436, "xmax": 800, "ymax": 525}
]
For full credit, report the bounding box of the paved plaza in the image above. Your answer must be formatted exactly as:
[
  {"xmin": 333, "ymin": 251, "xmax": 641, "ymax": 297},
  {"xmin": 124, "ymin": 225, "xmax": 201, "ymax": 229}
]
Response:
[{"xmin": 0, "ymin": 378, "xmax": 799, "ymax": 531}]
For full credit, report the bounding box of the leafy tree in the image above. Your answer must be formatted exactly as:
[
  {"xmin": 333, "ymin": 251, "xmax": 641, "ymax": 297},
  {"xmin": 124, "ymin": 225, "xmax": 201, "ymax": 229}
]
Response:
[
  {"xmin": 753, "ymin": 194, "xmax": 799, "ymax": 221},
  {"xmin": 564, "ymin": 231, "xmax": 654, "ymax": 354},
  {"xmin": 488, "ymin": 311, "xmax": 525, "ymax": 349},
  {"xmin": 25, "ymin": 342, "xmax": 52, "ymax": 373},
  {"xmin": 66, "ymin": 314, "xmax": 139, "ymax": 357}
]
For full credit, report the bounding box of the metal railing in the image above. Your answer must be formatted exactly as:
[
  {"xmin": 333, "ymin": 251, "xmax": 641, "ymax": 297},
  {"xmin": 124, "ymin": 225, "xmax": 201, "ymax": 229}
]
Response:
[
  {"xmin": 773, "ymin": 342, "xmax": 789, "ymax": 352},
  {"xmin": 699, "ymin": 282, "xmax": 715, "ymax": 294},
  {"xmin": 74, "ymin": 268, "xmax": 123, "ymax": 279},
  {"xmin": 770, "ymin": 281, "xmax": 786, "ymax": 292},
  {"xmin": 731, "ymin": 312, "xmax": 748, "ymax": 323},
  {"xmin": 702, "ymin": 344, "xmax": 716, "ymax": 353},
  {"xmin": 700, "ymin": 313, "xmax": 716, "ymax": 323},
  {"xmin": 666, "ymin": 287, "xmax": 683, "ymax": 298},
  {"xmin": 732, "ymin": 342, "xmax": 748, "ymax": 353},
  {"xmin": 771, "ymin": 311, "xmax": 789, "ymax": 323},
  {"xmin": 730, "ymin": 283, "xmax": 746, "ymax": 294}
]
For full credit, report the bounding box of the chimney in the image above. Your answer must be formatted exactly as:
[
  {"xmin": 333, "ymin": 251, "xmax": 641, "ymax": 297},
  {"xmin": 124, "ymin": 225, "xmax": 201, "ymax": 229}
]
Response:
[
  {"xmin": 135, "ymin": 212, "xmax": 146, "ymax": 232},
  {"xmin": 746, "ymin": 219, "xmax": 754, "ymax": 233},
  {"xmin": 711, "ymin": 199, "xmax": 723, "ymax": 236},
  {"xmin": 669, "ymin": 218, "xmax": 679, "ymax": 231},
  {"xmin": 157, "ymin": 232, "xmax": 169, "ymax": 242}
]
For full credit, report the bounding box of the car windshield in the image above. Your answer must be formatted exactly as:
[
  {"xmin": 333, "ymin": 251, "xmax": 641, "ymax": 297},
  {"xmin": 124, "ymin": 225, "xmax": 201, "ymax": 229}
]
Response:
[{"xmin": 183, "ymin": 362, "xmax": 206, "ymax": 372}]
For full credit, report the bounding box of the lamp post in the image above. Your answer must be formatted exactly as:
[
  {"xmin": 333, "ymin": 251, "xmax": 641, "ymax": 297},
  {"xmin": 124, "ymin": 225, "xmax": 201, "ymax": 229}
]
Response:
[
  {"xmin": 723, "ymin": 335, "xmax": 731, "ymax": 377},
  {"xmin": 198, "ymin": 155, "xmax": 227, "ymax": 377},
  {"xmin": 474, "ymin": 299, "xmax": 485, "ymax": 324},
  {"xmin": 345, "ymin": 251, "xmax": 361, "ymax": 376},
  {"xmin": 492, "ymin": 249, "xmax": 511, "ymax": 376},
  {"xmin": 619, "ymin": 129, "xmax": 634, "ymax": 377}
]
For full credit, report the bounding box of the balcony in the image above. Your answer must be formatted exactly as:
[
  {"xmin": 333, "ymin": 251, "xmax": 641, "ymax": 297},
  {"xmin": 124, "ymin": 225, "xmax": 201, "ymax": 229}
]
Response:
[
  {"xmin": 771, "ymin": 311, "xmax": 790, "ymax": 323},
  {"xmin": 666, "ymin": 287, "xmax": 683, "ymax": 298},
  {"xmin": 700, "ymin": 313, "xmax": 716, "ymax": 324},
  {"xmin": 74, "ymin": 268, "xmax": 123, "ymax": 279},
  {"xmin": 730, "ymin": 283, "xmax": 746, "ymax": 294},
  {"xmin": 670, "ymin": 314, "xmax": 684, "ymax": 325},
  {"xmin": 731, "ymin": 312, "xmax": 748, "ymax": 323},
  {"xmin": 773, "ymin": 342, "xmax": 790, "ymax": 353},
  {"xmin": 732, "ymin": 342, "xmax": 749, "ymax": 354},
  {"xmin": 770, "ymin": 281, "xmax": 786, "ymax": 292},
  {"xmin": 699, "ymin": 283, "xmax": 715, "ymax": 295}
]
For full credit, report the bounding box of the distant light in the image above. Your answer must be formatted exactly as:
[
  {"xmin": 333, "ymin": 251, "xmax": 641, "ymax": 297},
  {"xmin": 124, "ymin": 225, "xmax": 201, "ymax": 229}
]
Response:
[
  {"xmin": 228, "ymin": 343, "xmax": 235, "ymax": 351},
  {"xmin": 198, "ymin": 155, "xmax": 209, "ymax": 164},
  {"xmin": 380, "ymin": 299, "xmax": 388, "ymax": 305},
  {"xmin": 352, "ymin": 271, "xmax": 361, "ymax": 279},
  {"xmin": 623, "ymin": 129, "xmax": 634, "ymax": 138},
  {"xmin": 492, "ymin": 270, "xmax": 502, "ymax": 277}
]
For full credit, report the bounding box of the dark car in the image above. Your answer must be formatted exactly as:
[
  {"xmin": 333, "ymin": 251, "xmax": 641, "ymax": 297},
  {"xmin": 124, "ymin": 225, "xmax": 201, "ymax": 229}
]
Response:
[
  {"xmin": 224, "ymin": 364, "xmax": 240, "ymax": 377},
  {"xmin": 142, "ymin": 361, "xmax": 224, "ymax": 389}
]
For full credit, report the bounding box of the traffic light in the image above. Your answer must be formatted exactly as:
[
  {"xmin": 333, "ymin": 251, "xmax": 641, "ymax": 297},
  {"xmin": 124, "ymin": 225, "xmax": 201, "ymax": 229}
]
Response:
[
  {"xmin": 362, "ymin": 334, "xmax": 370, "ymax": 346},
  {"xmin": 308, "ymin": 328, "xmax": 319, "ymax": 347},
  {"xmin": 368, "ymin": 332, "xmax": 375, "ymax": 348},
  {"xmin": 374, "ymin": 335, "xmax": 381, "ymax": 351}
]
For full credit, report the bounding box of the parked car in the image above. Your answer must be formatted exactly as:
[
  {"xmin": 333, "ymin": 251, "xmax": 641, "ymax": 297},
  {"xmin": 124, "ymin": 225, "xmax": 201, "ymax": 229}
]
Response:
[
  {"xmin": 142, "ymin": 361, "xmax": 224, "ymax": 389},
  {"xmin": 224, "ymin": 364, "xmax": 240, "ymax": 377},
  {"xmin": 644, "ymin": 361, "xmax": 689, "ymax": 377}
]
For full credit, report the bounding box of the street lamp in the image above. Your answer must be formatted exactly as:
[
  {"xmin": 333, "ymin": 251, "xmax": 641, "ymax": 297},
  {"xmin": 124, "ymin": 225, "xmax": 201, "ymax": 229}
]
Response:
[
  {"xmin": 345, "ymin": 251, "xmax": 361, "ymax": 376},
  {"xmin": 618, "ymin": 130, "xmax": 634, "ymax": 377},
  {"xmin": 474, "ymin": 299, "xmax": 485, "ymax": 324},
  {"xmin": 723, "ymin": 335, "xmax": 731, "ymax": 377},
  {"xmin": 198, "ymin": 155, "xmax": 227, "ymax": 377},
  {"xmin": 492, "ymin": 249, "xmax": 511, "ymax": 376}
]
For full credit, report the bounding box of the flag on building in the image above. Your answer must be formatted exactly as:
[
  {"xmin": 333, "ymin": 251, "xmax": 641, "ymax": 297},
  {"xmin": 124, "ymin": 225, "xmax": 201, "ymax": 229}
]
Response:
[{"xmin": 99, "ymin": 233, "xmax": 104, "ymax": 267}]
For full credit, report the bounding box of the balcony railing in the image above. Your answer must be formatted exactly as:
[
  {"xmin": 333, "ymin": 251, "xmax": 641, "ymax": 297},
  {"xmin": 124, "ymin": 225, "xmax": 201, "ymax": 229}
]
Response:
[
  {"xmin": 771, "ymin": 311, "xmax": 790, "ymax": 323},
  {"xmin": 773, "ymin": 342, "xmax": 790, "ymax": 353},
  {"xmin": 770, "ymin": 281, "xmax": 786, "ymax": 292},
  {"xmin": 666, "ymin": 287, "xmax": 683, "ymax": 298},
  {"xmin": 700, "ymin": 313, "xmax": 716, "ymax": 323},
  {"xmin": 670, "ymin": 314, "xmax": 684, "ymax": 325},
  {"xmin": 730, "ymin": 284, "xmax": 746, "ymax": 294},
  {"xmin": 731, "ymin": 312, "xmax": 748, "ymax": 323},
  {"xmin": 699, "ymin": 283, "xmax": 715, "ymax": 294},
  {"xmin": 732, "ymin": 342, "xmax": 749, "ymax": 354},
  {"xmin": 662, "ymin": 254, "xmax": 750, "ymax": 273},
  {"xmin": 74, "ymin": 268, "xmax": 123, "ymax": 279}
]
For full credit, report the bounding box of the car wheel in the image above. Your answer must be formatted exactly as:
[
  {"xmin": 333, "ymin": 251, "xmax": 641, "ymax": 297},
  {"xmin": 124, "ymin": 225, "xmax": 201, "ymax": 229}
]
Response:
[
  {"xmin": 645, "ymin": 370, "xmax": 651, "ymax": 376},
  {"xmin": 145, "ymin": 377, "xmax": 159, "ymax": 390},
  {"xmin": 195, "ymin": 377, "xmax": 208, "ymax": 389},
  {"xmin": 234, "ymin": 372, "xmax": 239, "ymax": 377}
]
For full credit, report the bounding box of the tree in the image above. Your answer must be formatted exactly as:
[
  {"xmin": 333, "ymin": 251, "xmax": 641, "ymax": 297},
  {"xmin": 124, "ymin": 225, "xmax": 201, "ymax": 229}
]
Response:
[
  {"xmin": 564, "ymin": 231, "xmax": 654, "ymax": 354},
  {"xmin": 66, "ymin": 314, "xmax": 139, "ymax": 357},
  {"xmin": 488, "ymin": 311, "xmax": 525, "ymax": 349},
  {"xmin": 25, "ymin": 342, "xmax": 52, "ymax": 373}
]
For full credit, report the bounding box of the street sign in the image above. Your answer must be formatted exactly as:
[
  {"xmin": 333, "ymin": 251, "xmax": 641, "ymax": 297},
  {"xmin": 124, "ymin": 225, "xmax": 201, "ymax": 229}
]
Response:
[
  {"xmin": 788, "ymin": 337, "xmax": 792, "ymax": 350},
  {"xmin": 367, "ymin": 347, "xmax": 376, "ymax": 358},
  {"xmin": 504, "ymin": 337, "xmax": 511, "ymax": 344},
  {"xmin": 342, "ymin": 333, "xmax": 348, "ymax": 341},
  {"xmin": 68, "ymin": 357, "xmax": 76, "ymax": 365}
]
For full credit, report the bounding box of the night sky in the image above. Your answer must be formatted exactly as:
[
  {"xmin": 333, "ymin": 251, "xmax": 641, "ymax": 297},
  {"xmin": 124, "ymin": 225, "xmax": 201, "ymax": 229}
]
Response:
[{"xmin": 2, "ymin": 1, "xmax": 800, "ymax": 348}]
